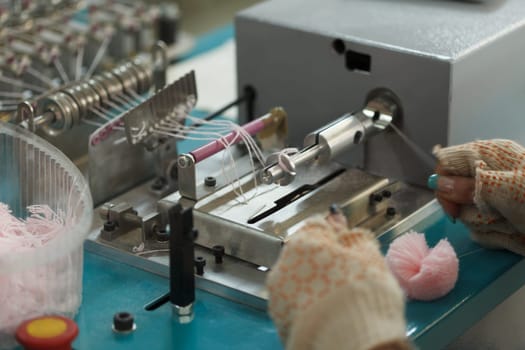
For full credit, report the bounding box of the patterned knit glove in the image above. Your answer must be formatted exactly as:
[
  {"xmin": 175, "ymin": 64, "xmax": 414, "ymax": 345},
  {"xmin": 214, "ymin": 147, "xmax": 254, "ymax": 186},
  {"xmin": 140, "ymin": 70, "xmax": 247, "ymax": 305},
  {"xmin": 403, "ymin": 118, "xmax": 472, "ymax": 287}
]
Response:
[
  {"xmin": 434, "ymin": 139, "xmax": 525, "ymax": 255},
  {"xmin": 267, "ymin": 216, "xmax": 409, "ymax": 350}
]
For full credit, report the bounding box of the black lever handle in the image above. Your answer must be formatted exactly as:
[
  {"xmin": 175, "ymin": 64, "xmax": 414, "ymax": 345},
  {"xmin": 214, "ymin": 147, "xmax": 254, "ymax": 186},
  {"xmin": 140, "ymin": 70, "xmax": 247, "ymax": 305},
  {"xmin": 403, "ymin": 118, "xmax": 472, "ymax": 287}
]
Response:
[{"xmin": 168, "ymin": 204, "xmax": 197, "ymax": 309}]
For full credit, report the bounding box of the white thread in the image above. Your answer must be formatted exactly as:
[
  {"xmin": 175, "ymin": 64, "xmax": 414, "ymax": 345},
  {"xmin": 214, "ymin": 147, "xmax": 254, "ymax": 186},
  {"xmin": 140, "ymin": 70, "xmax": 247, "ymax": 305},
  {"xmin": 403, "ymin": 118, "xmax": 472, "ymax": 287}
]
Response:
[
  {"xmin": 85, "ymin": 35, "xmax": 112, "ymax": 78},
  {"xmin": 150, "ymin": 109, "xmax": 268, "ymax": 204},
  {"xmin": 53, "ymin": 59, "xmax": 70, "ymax": 83},
  {"xmin": 75, "ymin": 45, "xmax": 84, "ymax": 81},
  {"xmin": 389, "ymin": 123, "xmax": 436, "ymax": 170},
  {"xmin": 26, "ymin": 67, "xmax": 56, "ymax": 88},
  {"xmin": 0, "ymin": 75, "xmax": 47, "ymax": 93}
]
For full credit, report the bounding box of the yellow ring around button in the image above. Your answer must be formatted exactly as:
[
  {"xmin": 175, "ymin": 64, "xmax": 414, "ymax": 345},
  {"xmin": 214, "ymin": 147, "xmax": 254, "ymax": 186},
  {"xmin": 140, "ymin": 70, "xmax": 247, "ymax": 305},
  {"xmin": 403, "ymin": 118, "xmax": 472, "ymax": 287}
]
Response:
[{"xmin": 26, "ymin": 318, "xmax": 67, "ymax": 339}]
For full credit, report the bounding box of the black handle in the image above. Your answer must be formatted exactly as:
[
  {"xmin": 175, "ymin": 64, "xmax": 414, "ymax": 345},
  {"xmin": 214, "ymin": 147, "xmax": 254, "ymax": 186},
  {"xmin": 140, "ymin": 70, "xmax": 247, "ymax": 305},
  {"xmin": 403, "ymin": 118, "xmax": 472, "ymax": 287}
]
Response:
[{"xmin": 168, "ymin": 204, "xmax": 196, "ymax": 307}]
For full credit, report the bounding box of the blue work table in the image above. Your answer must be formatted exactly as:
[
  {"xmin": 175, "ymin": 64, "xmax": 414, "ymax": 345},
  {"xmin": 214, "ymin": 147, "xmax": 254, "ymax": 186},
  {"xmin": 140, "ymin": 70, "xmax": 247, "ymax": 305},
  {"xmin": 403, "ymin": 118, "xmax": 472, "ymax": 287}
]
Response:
[
  {"xmin": 74, "ymin": 252, "xmax": 280, "ymax": 350},
  {"xmin": 381, "ymin": 214, "xmax": 524, "ymax": 349},
  {"xmin": 72, "ymin": 209, "xmax": 525, "ymax": 350}
]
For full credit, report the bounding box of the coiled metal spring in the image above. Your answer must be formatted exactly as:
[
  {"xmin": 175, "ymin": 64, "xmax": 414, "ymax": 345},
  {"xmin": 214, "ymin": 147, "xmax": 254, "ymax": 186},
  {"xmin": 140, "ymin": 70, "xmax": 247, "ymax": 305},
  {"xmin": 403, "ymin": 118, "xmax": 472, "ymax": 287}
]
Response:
[{"xmin": 17, "ymin": 56, "xmax": 157, "ymax": 136}]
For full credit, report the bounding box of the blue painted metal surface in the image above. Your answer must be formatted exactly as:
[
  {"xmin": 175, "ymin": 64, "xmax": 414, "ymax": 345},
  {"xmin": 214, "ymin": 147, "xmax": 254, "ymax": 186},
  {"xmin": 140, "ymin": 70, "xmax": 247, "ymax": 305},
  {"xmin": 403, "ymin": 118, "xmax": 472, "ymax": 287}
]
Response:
[{"xmin": 73, "ymin": 252, "xmax": 281, "ymax": 350}]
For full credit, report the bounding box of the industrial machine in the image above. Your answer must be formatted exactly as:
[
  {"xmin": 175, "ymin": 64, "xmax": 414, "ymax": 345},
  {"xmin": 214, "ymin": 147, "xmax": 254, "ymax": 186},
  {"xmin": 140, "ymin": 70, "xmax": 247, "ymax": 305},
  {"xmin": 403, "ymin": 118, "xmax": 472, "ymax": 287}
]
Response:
[{"xmin": 3, "ymin": 0, "xmax": 525, "ymax": 349}]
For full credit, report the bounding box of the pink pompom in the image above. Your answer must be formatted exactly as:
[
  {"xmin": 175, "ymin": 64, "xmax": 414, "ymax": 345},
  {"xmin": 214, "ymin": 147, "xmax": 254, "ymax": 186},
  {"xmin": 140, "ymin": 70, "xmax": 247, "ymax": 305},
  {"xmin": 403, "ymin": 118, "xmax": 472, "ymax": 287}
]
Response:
[{"xmin": 386, "ymin": 231, "xmax": 459, "ymax": 301}]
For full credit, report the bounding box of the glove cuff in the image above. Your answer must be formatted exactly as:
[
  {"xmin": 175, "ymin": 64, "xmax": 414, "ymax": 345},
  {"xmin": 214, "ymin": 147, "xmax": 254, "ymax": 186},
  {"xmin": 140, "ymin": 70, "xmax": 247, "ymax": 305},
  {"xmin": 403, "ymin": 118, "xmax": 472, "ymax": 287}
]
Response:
[{"xmin": 287, "ymin": 273, "xmax": 407, "ymax": 350}]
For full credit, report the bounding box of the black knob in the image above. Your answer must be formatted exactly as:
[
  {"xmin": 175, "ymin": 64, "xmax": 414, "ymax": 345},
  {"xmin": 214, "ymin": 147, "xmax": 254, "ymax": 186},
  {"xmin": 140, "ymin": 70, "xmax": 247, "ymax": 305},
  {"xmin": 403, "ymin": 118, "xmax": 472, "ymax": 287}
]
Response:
[
  {"xmin": 386, "ymin": 207, "xmax": 397, "ymax": 217},
  {"xmin": 204, "ymin": 176, "xmax": 216, "ymax": 187},
  {"xmin": 382, "ymin": 190, "xmax": 392, "ymax": 198},
  {"xmin": 195, "ymin": 256, "xmax": 206, "ymax": 276},
  {"xmin": 151, "ymin": 177, "xmax": 167, "ymax": 190},
  {"xmin": 212, "ymin": 245, "xmax": 225, "ymax": 264},
  {"xmin": 157, "ymin": 4, "xmax": 179, "ymax": 45},
  {"xmin": 370, "ymin": 193, "xmax": 383, "ymax": 203},
  {"xmin": 155, "ymin": 229, "xmax": 169, "ymax": 242},
  {"xmin": 104, "ymin": 221, "xmax": 116, "ymax": 232},
  {"xmin": 113, "ymin": 312, "xmax": 135, "ymax": 333}
]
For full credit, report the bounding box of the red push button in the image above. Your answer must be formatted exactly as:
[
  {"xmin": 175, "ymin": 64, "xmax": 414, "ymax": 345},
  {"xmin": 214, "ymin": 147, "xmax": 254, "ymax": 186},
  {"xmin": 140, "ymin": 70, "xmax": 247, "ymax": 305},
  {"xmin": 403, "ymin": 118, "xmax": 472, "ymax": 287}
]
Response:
[{"xmin": 15, "ymin": 315, "xmax": 78, "ymax": 350}]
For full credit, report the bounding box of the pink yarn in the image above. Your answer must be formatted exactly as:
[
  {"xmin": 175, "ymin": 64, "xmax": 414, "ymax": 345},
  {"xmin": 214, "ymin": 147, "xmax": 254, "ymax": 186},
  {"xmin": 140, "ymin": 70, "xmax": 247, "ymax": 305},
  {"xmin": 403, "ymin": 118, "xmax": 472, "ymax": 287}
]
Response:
[
  {"xmin": 0, "ymin": 202, "xmax": 69, "ymax": 336},
  {"xmin": 386, "ymin": 231, "xmax": 459, "ymax": 301},
  {"xmin": 0, "ymin": 203, "xmax": 65, "ymax": 254}
]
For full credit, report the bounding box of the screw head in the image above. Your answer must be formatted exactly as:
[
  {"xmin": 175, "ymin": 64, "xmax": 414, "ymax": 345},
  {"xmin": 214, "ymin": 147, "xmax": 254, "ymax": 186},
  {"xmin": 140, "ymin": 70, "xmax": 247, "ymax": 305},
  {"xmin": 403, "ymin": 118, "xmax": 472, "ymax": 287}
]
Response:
[
  {"xmin": 212, "ymin": 245, "xmax": 225, "ymax": 264},
  {"xmin": 386, "ymin": 207, "xmax": 397, "ymax": 217},
  {"xmin": 194, "ymin": 256, "xmax": 206, "ymax": 276}
]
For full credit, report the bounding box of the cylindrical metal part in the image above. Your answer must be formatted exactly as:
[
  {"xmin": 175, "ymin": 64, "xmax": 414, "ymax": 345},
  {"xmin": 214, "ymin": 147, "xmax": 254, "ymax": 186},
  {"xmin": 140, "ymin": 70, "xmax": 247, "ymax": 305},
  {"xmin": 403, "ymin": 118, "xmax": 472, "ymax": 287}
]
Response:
[
  {"xmin": 189, "ymin": 113, "xmax": 270, "ymax": 163},
  {"xmin": 87, "ymin": 78, "xmax": 109, "ymax": 105},
  {"xmin": 64, "ymin": 82, "xmax": 100, "ymax": 117},
  {"xmin": 111, "ymin": 63, "xmax": 138, "ymax": 94},
  {"xmin": 40, "ymin": 92, "xmax": 80, "ymax": 136},
  {"xmin": 261, "ymin": 91, "xmax": 399, "ymax": 185},
  {"xmin": 93, "ymin": 72, "xmax": 125, "ymax": 103},
  {"xmin": 262, "ymin": 146, "xmax": 320, "ymax": 185},
  {"xmin": 130, "ymin": 59, "xmax": 153, "ymax": 94},
  {"xmin": 302, "ymin": 110, "xmax": 384, "ymax": 163}
]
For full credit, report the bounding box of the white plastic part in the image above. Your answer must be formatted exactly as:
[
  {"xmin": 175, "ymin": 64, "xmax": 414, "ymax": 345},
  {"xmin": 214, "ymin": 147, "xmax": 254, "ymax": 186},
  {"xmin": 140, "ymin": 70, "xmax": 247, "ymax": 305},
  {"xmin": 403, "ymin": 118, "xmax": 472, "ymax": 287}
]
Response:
[{"xmin": 0, "ymin": 122, "xmax": 93, "ymax": 349}]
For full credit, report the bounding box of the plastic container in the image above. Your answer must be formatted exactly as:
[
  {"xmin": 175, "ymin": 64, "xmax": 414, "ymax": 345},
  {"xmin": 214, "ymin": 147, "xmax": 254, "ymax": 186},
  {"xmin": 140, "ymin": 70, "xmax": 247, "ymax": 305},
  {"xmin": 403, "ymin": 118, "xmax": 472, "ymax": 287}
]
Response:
[{"xmin": 0, "ymin": 122, "xmax": 93, "ymax": 349}]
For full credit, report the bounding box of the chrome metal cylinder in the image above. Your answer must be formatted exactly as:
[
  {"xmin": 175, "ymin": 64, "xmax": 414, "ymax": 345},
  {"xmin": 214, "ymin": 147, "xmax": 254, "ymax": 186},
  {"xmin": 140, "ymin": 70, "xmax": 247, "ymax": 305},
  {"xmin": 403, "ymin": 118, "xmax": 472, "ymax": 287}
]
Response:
[
  {"xmin": 40, "ymin": 92, "xmax": 80, "ymax": 136},
  {"xmin": 130, "ymin": 59, "xmax": 153, "ymax": 94},
  {"xmin": 64, "ymin": 82, "xmax": 100, "ymax": 117},
  {"xmin": 261, "ymin": 90, "xmax": 400, "ymax": 185},
  {"xmin": 111, "ymin": 63, "xmax": 139, "ymax": 94}
]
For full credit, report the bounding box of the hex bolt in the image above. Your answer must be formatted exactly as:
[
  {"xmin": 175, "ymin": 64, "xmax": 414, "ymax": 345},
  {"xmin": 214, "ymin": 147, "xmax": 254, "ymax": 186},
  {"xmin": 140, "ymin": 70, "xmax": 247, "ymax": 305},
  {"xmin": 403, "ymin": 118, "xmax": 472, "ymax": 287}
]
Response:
[
  {"xmin": 204, "ymin": 176, "xmax": 216, "ymax": 187},
  {"xmin": 195, "ymin": 256, "xmax": 206, "ymax": 276},
  {"xmin": 386, "ymin": 207, "xmax": 397, "ymax": 217},
  {"xmin": 212, "ymin": 245, "xmax": 225, "ymax": 264}
]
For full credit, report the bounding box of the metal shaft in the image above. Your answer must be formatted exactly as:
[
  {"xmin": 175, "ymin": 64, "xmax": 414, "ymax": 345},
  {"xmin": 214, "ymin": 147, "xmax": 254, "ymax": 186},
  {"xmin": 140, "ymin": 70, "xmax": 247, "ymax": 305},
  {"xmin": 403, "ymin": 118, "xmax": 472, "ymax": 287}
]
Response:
[{"xmin": 261, "ymin": 90, "xmax": 401, "ymax": 185}]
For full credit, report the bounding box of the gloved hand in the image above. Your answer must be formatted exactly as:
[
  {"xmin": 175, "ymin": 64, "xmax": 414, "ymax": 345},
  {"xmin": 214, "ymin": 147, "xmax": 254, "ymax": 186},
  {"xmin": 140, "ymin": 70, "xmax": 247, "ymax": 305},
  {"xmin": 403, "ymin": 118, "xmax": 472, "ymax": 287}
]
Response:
[
  {"xmin": 266, "ymin": 215, "xmax": 409, "ymax": 350},
  {"xmin": 433, "ymin": 139, "xmax": 525, "ymax": 255}
]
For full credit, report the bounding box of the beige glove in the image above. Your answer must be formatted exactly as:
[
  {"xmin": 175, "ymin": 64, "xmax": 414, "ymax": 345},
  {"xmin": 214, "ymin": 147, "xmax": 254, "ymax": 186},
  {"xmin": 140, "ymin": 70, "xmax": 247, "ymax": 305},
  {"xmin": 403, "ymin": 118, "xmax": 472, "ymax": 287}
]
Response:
[
  {"xmin": 434, "ymin": 139, "xmax": 525, "ymax": 255},
  {"xmin": 266, "ymin": 216, "xmax": 409, "ymax": 350}
]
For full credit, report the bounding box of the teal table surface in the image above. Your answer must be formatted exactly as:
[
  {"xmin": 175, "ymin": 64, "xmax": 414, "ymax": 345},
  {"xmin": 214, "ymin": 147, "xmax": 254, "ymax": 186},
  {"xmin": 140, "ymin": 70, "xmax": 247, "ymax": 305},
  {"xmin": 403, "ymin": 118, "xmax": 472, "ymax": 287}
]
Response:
[
  {"xmin": 74, "ymin": 252, "xmax": 281, "ymax": 350},
  {"xmin": 72, "ymin": 212, "xmax": 525, "ymax": 350},
  {"xmin": 380, "ymin": 216, "xmax": 525, "ymax": 349}
]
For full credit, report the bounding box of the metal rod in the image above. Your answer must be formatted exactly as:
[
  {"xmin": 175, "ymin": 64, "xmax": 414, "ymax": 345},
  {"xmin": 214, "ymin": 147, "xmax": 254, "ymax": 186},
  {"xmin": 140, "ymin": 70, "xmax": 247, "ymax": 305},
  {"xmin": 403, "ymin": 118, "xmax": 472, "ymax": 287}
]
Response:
[
  {"xmin": 0, "ymin": 75, "xmax": 47, "ymax": 93},
  {"xmin": 189, "ymin": 112, "xmax": 272, "ymax": 163},
  {"xmin": 53, "ymin": 58, "xmax": 70, "ymax": 83},
  {"xmin": 0, "ymin": 91, "xmax": 24, "ymax": 98},
  {"xmin": 26, "ymin": 66, "xmax": 56, "ymax": 87},
  {"xmin": 144, "ymin": 292, "xmax": 170, "ymax": 311}
]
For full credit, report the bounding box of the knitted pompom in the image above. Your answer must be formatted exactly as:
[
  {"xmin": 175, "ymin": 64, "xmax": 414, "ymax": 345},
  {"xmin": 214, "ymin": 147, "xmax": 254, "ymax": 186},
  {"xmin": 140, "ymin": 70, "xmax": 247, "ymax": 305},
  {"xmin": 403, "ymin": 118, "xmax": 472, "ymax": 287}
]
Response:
[{"xmin": 386, "ymin": 231, "xmax": 459, "ymax": 301}]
